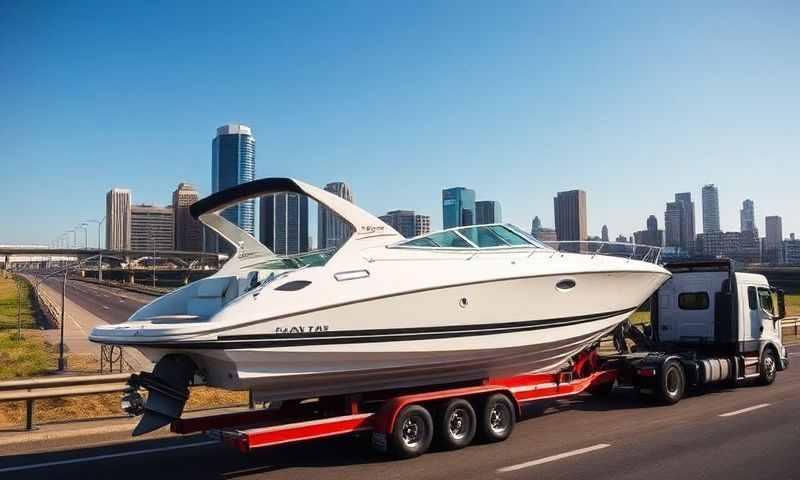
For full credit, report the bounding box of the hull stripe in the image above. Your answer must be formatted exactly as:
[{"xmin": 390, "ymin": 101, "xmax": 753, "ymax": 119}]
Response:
[{"xmin": 119, "ymin": 307, "xmax": 636, "ymax": 349}]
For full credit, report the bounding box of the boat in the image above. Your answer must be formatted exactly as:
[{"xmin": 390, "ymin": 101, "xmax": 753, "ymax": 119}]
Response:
[{"xmin": 89, "ymin": 177, "xmax": 671, "ymax": 435}]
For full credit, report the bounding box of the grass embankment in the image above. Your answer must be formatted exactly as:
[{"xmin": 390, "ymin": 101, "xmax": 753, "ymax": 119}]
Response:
[
  {"xmin": 0, "ymin": 275, "xmax": 53, "ymax": 381},
  {"xmin": 785, "ymin": 293, "xmax": 799, "ymax": 317}
]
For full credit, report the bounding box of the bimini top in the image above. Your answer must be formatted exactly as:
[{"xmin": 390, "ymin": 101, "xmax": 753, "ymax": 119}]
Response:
[{"xmin": 393, "ymin": 224, "xmax": 548, "ymax": 250}]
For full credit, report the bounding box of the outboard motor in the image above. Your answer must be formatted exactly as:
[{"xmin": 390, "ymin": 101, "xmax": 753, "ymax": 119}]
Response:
[{"xmin": 124, "ymin": 355, "xmax": 196, "ymax": 436}]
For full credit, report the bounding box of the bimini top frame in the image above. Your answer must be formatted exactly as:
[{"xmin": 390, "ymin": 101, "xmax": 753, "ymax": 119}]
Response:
[{"xmin": 190, "ymin": 178, "xmax": 404, "ymax": 271}]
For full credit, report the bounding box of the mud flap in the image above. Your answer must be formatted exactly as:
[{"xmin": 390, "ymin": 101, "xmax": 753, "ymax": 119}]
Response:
[{"xmin": 131, "ymin": 355, "xmax": 195, "ymax": 436}]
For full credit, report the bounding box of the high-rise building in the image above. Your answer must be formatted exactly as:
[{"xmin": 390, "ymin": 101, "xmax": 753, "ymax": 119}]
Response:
[
  {"xmin": 601, "ymin": 225, "xmax": 609, "ymax": 242},
  {"xmin": 442, "ymin": 187, "xmax": 476, "ymax": 229},
  {"xmin": 130, "ymin": 204, "xmax": 174, "ymax": 251},
  {"xmin": 664, "ymin": 193, "xmax": 695, "ymax": 252},
  {"xmin": 260, "ymin": 193, "xmax": 309, "ymax": 255},
  {"xmin": 318, "ymin": 182, "xmax": 354, "ymax": 249},
  {"xmin": 531, "ymin": 217, "xmax": 542, "ymax": 238},
  {"xmin": 379, "ymin": 210, "xmax": 417, "ymax": 238},
  {"xmin": 553, "ymin": 190, "xmax": 587, "ymax": 242},
  {"xmin": 414, "ymin": 215, "xmax": 431, "ymax": 237},
  {"xmin": 475, "ymin": 200, "xmax": 502, "ymax": 225},
  {"xmin": 765, "ymin": 215, "xmax": 783, "ymax": 263},
  {"xmin": 212, "ymin": 124, "xmax": 256, "ymax": 238},
  {"xmin": 634, "ymin": 215, "xmax": 664, "ymax": 247},
  {"xmin": 740, "ymin": 199, "xmax": 756, "ymax": 233},
  {"xmin": 785, "ymin": 235, "xmax": 800, "ymax": 264},
  {"xmin": 172, "ymin": 183, "xmax": 203, "ymax": 251},
  {"xmin": 105, "ymin": 188, "xmax": 131, "ymax": 251},
  {"xmin": 701, "ymin": 184, "xmax": 720, "ymax": 233}
]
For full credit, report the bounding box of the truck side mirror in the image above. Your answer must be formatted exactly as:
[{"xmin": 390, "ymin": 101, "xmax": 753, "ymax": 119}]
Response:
[{"xmin": 776, "ymin": 289, "xmax": 786, "ymax": 320}]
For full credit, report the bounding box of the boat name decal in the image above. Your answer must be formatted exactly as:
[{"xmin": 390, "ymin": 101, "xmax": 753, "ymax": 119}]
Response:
[
  {"xmin": 275, "ymin": 325, "xmax": 330, "ymax": 334},
  {"xmin": 359, "ymin": 225, "xmax": 385, "ymax": 234}
]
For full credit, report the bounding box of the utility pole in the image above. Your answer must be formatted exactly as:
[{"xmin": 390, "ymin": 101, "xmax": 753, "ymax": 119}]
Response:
[{"xmin": 59, "ymin": 268, "xmax": 66, "ymax": 371}]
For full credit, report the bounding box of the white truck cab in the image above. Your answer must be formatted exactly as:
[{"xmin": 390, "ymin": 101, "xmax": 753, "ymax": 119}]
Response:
[{"xmin": 629, "ymin": 259, "xmax": 789, "ymax": 401}]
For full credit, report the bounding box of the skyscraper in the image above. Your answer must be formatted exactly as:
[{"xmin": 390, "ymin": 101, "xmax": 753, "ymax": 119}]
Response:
[
  {"xmin": 475, "ymin": 200, "xmax": 502, "ymax": 224},
  {"xmin": 212, "ymin": 124, "xmax": 256, "ymax": 237},
  {"xmin": 553, "ymin": 190, "xmax": 587, "ymax": 242},
  {"xmin": 531, "ymin": 216, "xmax": 542, "ymax": 238},
  {"xmin": 414, "ymin": 215, "xmax": 431, "ymax": 237},
  {"xmin": 379, "ymin": 210, "xmax": 416, "ymax": 238},
  {"xmin": 318, "ymin": 182, "xmax": 354, "ymax": 249},
  {"xmin": 130, "ymin": 204, "xmax": 174, "ymax": 251},
  {"xmin": 765, "ymin": 215, "xmax": 783, "ymax": 263},
  {"xmin": 260, "ymin": 193, "xmax": 309, "ymax": 255},
  {"xmin": 740, "ymin": 199, "xmax": 756, "ymax": 233},
  {"xmin": 105, "ymin": 188, "xmax": 131, "ymax": 251},
  {"xmin": 665, "ymin": 193, "xmax": 695, "ymax": 252},
  {"xmin": 702, "ymin": 184, "xmax": 720, "ymax": 233},
  {"xmin": 601, "ymin": 225, "xmax": 609, "ymax": 242},
  {"xmin": 172, "ymin": 183, "xmax": 202, "ymax": 251},
  {"xmin": 442, "ymin": 187, "xmax": 476, "ymax": 229},
  {"xmin": 634, "ymin": 215, "xmax": 664, "ymax": 247}
]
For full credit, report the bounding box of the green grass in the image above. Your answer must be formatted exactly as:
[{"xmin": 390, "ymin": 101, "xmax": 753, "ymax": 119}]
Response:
[
  {"xmin": 785, "ymin": 293, "xmax": 799, "ymax": 318},
  {"xmin": 0, "ymin": 331, "xmax": 55, "ymax": 380},
  {"xmin": 0, "ymin": 274, "xmax": 37, "ymax": 330}
]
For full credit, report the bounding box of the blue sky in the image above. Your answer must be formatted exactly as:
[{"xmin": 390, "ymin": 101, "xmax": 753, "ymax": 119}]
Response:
[{"xmin": 1, "ymin": 1, "xmax": 798, "ymax": 246}]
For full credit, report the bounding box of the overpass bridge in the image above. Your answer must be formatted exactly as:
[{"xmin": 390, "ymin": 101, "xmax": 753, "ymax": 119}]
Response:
[{"xmin": 0, "ymin": 247, "xmax": 227, "ymax": 270}]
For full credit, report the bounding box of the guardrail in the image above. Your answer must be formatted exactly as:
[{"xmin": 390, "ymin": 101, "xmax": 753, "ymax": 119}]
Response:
[
  {"xmin": 783, "ymin": 317, "xmax": 800, "ymax": 337},
  {"xmin": 0, "ymin": 373, "xmax": 131, "ymax": 430}
]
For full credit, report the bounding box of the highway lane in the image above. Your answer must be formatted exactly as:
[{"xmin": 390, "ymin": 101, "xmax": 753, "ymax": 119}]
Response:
[
  {"xmin": 33, "ymin": 275, "xmax": 152, "ymax": 325},
  {"xmin": 2, "ymin": 343, "xmax": 798, "ymax": 480}
]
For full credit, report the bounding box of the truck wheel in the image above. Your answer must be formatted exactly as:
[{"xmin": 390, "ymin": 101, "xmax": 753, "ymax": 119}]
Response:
[
  {"xmin": 391, "ymin": 404, "xmax": 433, "ymax": 459},
  {"xmin": 657, "ymin": 360, "xmax": 685, "ymax": 405},
  {"xmin": 438, "ymin": 398, "xmax": 476, "ymax": 450},
  {"xmin": 479, "ymin": 393, "xmax": 515, "ymax": 442},
  {"xmin": 758, "ymin": 348, "xmax": 778, "ymax": 386}
]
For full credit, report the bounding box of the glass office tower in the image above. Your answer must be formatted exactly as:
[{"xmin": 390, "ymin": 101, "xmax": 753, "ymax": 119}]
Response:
[
  {"xmin": 212, "ymin": 124, "xmax": 256, "ymax": 237},
  {"xmin": 442, "ymin": 187, "xmax": 476, "ymax": 229}
]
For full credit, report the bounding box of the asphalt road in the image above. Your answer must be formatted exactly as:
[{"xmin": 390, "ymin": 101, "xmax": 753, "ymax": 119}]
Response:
[
  {"xmin": 34, "ymin": 275, "xmax": 152, "ymax": 325},
  {"xmin": 1, "ymin": 344, "xmax": 797, "ymax": 480}
]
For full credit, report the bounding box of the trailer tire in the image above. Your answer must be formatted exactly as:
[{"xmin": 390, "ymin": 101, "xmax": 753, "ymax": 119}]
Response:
[
  {"xmin": 438, "ymin": 399, "xmax": 476, "ymax": 450},
  {"xmin": 758, "ymin": 348, "xmax": 778, "ymax": 386},
  {"xmin": 656, "ymin": 360, "xmax": 685, "ymax": 405},
  {"xmin": 478, "ymin": 393, "xmax": 515, "ymax": 442},
  {"xmin": 391, "ymin": 404, "xmax": 434, "ymax": 459}
]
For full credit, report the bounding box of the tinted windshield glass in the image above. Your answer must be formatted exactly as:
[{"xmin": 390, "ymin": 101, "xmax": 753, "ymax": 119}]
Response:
[
  {"xmin": 458, "ymin": 227, "xmax": 508, "ymax": 247},
  {"xmin": 426, "ymin": 231, "xmax": 473, "ymax": 248}
]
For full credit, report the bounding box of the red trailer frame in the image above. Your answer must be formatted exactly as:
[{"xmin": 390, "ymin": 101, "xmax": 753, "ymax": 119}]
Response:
[{"xmin": 172, "ymin": 349, "xmax": 617, "ymax": 455}]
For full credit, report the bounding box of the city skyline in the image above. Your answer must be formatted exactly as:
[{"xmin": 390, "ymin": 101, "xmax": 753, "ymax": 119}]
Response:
[{"xmin": 2, "ymin": 3, "xmax": 799, "ymax": 243}]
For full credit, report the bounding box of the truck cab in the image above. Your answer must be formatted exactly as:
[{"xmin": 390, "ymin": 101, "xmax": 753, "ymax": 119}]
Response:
[{"xmin": 623, "ymin": 259, "xmax": 789, "ymax": 404}]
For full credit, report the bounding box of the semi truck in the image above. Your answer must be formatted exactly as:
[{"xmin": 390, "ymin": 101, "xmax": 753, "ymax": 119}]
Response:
[{"xmin": 140, "ymin": 259, "xmax": 790, "ymax": 459}]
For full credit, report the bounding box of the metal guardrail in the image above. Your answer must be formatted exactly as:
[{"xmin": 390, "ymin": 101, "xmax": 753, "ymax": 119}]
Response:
[
  {"xmin": 783, "ymin": 317, "xmax": 800, "ymax": 337},
  {"xmin": 0, "ymin": 373, "xmax": 131, "ymax": 430}
]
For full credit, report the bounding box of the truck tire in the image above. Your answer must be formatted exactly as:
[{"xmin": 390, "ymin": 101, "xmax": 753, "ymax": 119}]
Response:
[
  {"xmin": 438, "ymin": 398, "xmax": 476, "ymax": 450},
  {"xmin": 758, "ymin": 348, "xmax": 778, "ymax": 386},
  {"xmin": 478, "ymin": 393, "xmax": 515, "ymax": 442},
  {"xmin": 656, "ymin": 360, "xmax": 685, "ymax": 405},
  {"xmin": 391, "ymin": 404, "xmax": 434, "ymax": 459}
]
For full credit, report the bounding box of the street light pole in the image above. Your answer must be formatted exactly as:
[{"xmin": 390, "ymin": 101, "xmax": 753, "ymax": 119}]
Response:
[
  {"xmin": 85, "ymin": 217, "xmax": 105, "ymax": 281},
  {"xmin": 59, "ymin": 268, "xmax": 66, "ymax": 371},
  {"xmin": 151, "ymin": 231, "xmax": 157, "ymax": 288},
  {"xmin": 16, "ymin": 276, "xmax": 21, "ymax": 340}
]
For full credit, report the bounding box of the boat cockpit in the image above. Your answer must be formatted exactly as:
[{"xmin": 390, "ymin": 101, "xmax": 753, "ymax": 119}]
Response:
[{"xmin": 391, "ymin": 224, "xmax": 548, "ymax": 250}]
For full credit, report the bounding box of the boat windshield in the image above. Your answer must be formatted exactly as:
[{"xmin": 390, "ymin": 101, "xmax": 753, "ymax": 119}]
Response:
[
  {"xmin": 395, "ymin": 224, "xmax": 546, "ymax": 249},
  {"xmin": 252, "ymin": 248, "xmax": 338, "ymax": 270}
]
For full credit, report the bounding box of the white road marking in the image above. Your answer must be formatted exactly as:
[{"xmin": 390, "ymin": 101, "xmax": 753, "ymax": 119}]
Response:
[
  {"xmin": 719, "ymin": 403, "xmax": 771, "ymax": 417},
  {"xmin": 102, "ymin": 305, "xmax": 110, "ymax": 310},
  {"xmin": 0, "ymin": 440, "xmax": 218, "ymax": 473},
  {"xmin": 497, "ymin": 444, "xmax": 611, "ymax": 473}
]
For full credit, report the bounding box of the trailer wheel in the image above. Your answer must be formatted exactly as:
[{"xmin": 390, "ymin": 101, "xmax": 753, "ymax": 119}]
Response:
[
  {"xmin": 438, "ymin": 398, "xmax": 476, "ymax": 450},
  {"xmin": 479, "ymin": 393, "xmax": 515, "ymax": 442},
  {"xmin": 657, "ymin": 360, "xmax": 685, "ymax": 405},
  {"xmin": 391, "ymin": 404, "xmax": 433, "ymax": 459},
  {"xmin": 758, "ymin": 348, "xmax": 778, "ymax": 386}
]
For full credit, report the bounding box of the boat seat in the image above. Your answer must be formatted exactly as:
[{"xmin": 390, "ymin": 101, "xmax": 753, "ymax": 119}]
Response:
[{"xmin": 187, "ymin": 276, "xmax": 238, "ymax": 318}]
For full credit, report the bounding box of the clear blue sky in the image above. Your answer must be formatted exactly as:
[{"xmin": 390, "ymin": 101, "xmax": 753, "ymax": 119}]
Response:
[{"xmin": 1, "ymin": 1, "xmax": 798, "ymax": 246}]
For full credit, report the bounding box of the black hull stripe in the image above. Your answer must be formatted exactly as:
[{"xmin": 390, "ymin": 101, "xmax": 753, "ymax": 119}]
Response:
[{"xmin": 118, "ymin": 307, "xmax": 635, "ymax": 350}]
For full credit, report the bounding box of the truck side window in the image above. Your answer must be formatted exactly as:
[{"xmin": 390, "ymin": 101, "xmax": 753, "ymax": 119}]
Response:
[
  {"xmin": 758, "ymin": 288, "xmax": 774, "ymax": 316},
  {"xmin": 747, "ymin": 287, "xmax": 757, "ymax": 310},
  {"xmin": 678, "ymin": 292, "xmax": 709, "ymax": 310}
]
